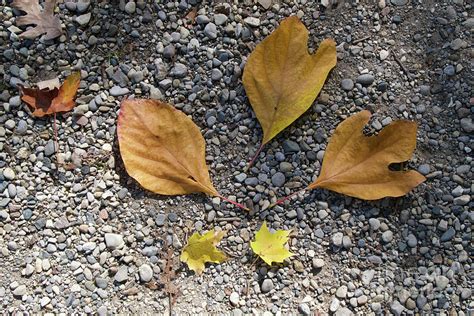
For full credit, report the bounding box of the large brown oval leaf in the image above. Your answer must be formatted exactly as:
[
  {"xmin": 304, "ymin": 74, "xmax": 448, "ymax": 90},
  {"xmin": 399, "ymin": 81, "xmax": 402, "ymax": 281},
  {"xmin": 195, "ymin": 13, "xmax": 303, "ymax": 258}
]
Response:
[
  {"xmin": 242, "ymin": 16, "xmax": 337, "ymax": 146},
  {"xmin": 117, "ymin": 99, "xmax": 218, "ymax": 196},
  {"xmin": 308, "ymin": 110, "xmax": 426, "ymax": 200}
]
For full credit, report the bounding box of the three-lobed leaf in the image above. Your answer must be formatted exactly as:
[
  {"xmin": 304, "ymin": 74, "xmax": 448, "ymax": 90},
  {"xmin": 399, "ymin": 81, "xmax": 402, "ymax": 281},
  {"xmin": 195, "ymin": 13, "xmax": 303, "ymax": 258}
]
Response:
[
  {"xmin": 308, "ymin": 110, "xmax": 426, "ymax": 200},
  {"xmin": 19, "ymin": 72, "xmax": 81, "ymax": 117},
  {"xmin": 117, "ymin": 99, "xmax": 219, "ymax": 196},
  {"xmin": 250, "ymin": 221, "xmax": 294, "ymax": 266},
  {"xmin": 242, "ymin": 16, "xmax": 337, "ymax": 147},
  {"xmin": 180, "ymin": 229, "xmax": 227, "ymax": 275},
  {"xmin": 12, "ymin": 0, "xmax": 62, "ymax": 40}
]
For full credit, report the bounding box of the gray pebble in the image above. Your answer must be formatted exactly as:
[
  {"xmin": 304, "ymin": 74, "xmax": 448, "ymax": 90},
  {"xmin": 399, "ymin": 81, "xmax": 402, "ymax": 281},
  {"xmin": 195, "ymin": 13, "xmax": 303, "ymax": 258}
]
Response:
[
  {"xmin": 110, "ymin": 86, "xmax": 130, "ymax": 96},
  {"xmin": 356, "ymin": 74, "xmax": 375, "ymax": 86},
  {"xmin": 261, "ymin": 279, "xmax": 273, "ymax": 293},
  {"xmin": 114, "ymin": 266, "xmax": 128, "ymax": 283},
  {"xmin": 124, "ymin": 1, "xmax": 136, "ymax": 14},
  {"xmin": 271, "ymin": 172, "xmax": 285, "ymax": 187},
  {"xmin": 341, "ymin": 79, "xmax": 354, "ymax": 91},
  {"xmin": 204, "ymin": 23, "xmax": 217, "ymax": 39},
  {"xmin": 139, "ymin": 264, "xmax": 153, "ymax": 282},
  {"xmin": 105, "ymin": 233, "xmax": 124, "ymax": 250}
]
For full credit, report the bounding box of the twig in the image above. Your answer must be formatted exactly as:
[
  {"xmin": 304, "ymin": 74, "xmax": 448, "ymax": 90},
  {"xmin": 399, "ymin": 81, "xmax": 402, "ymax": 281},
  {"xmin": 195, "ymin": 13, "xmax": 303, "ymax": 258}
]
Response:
[
  {"xmin": 53, "ymin": 112, "xmax": 59, "ymax": 164},
  {"xmin": 215, "ymin": 217, "xmax": 242, "ymax": 222},
  {"xmin": 391, "ymin": 50, "xmax": 413, "ymax": 79},
  {"xmin": 244, "ymin": 143, "xmax": 264, "ymax": 172},
  {"xmin": 352, "ymin": 35, "xmax": 371, "ymax": 45}
]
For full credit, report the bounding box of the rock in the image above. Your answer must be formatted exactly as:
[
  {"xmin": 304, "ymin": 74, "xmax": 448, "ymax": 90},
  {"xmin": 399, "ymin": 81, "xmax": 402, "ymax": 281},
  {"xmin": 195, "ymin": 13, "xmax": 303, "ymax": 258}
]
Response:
[
  {"xmin": 335, "ymin": 307, "xmax": 354, "ymax": 316},
  {"xmin": 271, "ymin": 172, "xmax": 285, "ymax": 187},
  {"xmin": 435, "ymin": 275, "xmax": 449, "ymax": 290},
  {"xmin": 282, "ymin": 140, "xmax": 300, "ymax": 153},
  {"xmin": 361, "ymin": 269, "xmax": 375, "ymax": 285},
  {"xmin": 332, "ymin": 232, "xmax": 343, "ymax": 247},
  {"xmin": 312, "ymin": 258, "xmax": 325, "ymax": 269},
  {"xmin": 235, "ymin": 173, "xmax": 247, "ymax": 183},
  {"xmin": 369, "ymin": 218, "xmax": 381, "ymax": 230},
  {"xmin": 298, "ymin": 303, "xmax": 311, "ymax": 315},
  {"xmin": 204, "ymin": 23, "xmax": 217, "ymax": 39},
  {"xmin": 330, "ymin": 298, "xmax": 340, "ymax": 312},
  {"xmin": 454, "ymin": 195, "xmax": 470, "ymax": 206},
  {"xmin": 3, "ymin": 168, "xmax": 15, "ymax": 180},
  {"xmin": 170, "ymin": 63, "xmax": 188, "ymax": 78},
  {"xmin": 139, "ymin": 264, "xmax": 153, "ymax": 282},
  {"xmin": 261, "ymin": 279, "xmax": 274, "ymax": 293},
  {"xmin": 75, "ymin": 13, "xmax": 91, "ymax": 26},
  {"xmin": 335, "ymin": 285, "xmax": 347, "ymax": 298},
  {"xmin": 382, "ymin": 230, "xmax": 393, "ymax": 243},
  {"xmin": 356, "ymin": 74, "xmax": 374, "ymax": 86},
  {"xmin": 293, "ymin": 260, "xmax": 305, "ymax": 273},
  {"xmin": 244, "ymin": 17, "xmax": 260, "ymax": 27},
  {"xmin": 440, "ymin": 227, "xmax": 456, "ymax": 241},
  {"xmin": 390, "ymin": 301, "xmax": 405, "ymax": 315},
  {"xmin": 105, "ymin": 233, "xmax": 124, "ymax": 250},
  {"xmin": 417, "ymin": 164, "xmax": 431, "ymax": 175},
  {"xmin": 391, "ymin": 0, "xmax": 408, "ymax": 5},
  {"xmin": 214, "ymin": 14, "xmax": 228, "ymax": 26},
  {"xmin": 163, "ymin": 44, "xmax": 175, "ymax": 59},
  {"xmin": 40, "ymin": 296, "xmax": 51, "ymax": 307},
  {"xmin": 124, "ymin": 1, "xmax": 136, "ymax": 14},
  {"xmin": 76, "ymin": 0, "xmax": 90, "ymax": 13},
  {"xmin": 379, "ymin": 50, "xmax": 389, "ymax": 60},
  {"xmin": 211, "ymin": 69, "xmax": 223, "ymax": 81},
  {"xmin": 407, "ymin": 234, "xmax": 417, "ymax": 247},
  {"xmin": 229, "ymin": 292, "xmax": 239, "ymax": 306},
  {"xmin": 460, "ymin": 118, "xmax": 473, "ymax": 133},
  {"xmin": 341, "ymin": 79, "xmax": 354, "ymax": 91},
  {"xmin": 258, "ymin": 0, "xmax": 272, "ymax": 9},
  {"xmin": 114, "ymin": 266, "xmax": 128, "ymax": 283},
  {"xmin": 13, "ymin": 285, "xmax": 27, "ymax": 297},
  {"xmin": 110, "ymin": 86, "xmax": 130, "ymax": 96}
]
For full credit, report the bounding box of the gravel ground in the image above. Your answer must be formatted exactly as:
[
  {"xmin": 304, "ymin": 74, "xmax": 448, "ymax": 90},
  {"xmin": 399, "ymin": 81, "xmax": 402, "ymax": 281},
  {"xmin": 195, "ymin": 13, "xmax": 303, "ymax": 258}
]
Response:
[{"xmin": 0, "ymin": 0, "xmax": 473, "ymax": 315}]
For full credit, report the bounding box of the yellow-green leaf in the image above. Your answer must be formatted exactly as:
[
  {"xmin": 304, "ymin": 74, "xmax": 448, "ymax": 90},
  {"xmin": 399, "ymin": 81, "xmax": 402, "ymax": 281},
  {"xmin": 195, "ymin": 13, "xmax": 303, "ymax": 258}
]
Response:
[
  {"xmin": 309, "ymin": 110, "xmax": 426, "ymax": 199},
  {"xmin": 250, "ymin": 221, "xmax": 294, "ymax": 265},
  {"xmin": 117, "ymin": 99, "xmax": 218, "ymax": 196},
  {"xmin": 180, "ymin": 229, "xmax": 227, "ymax": 275},
  {"xmin": 242, "ymin": 16, "xmax": 337, "ymax": 146}
]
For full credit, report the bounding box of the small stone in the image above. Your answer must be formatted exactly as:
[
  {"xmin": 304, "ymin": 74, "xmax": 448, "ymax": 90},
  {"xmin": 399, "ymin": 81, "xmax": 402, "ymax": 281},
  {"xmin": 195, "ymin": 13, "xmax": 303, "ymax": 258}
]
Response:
[
  {"xmin": 444, "ymin": 65, "xmax": 455, "ymax": 76},
  {"xmin": 261, "ymin": 279, "xmax": 274, "ymax": 293},
  {"xmin": 211, "ymin": 69, "xmax": 223, "ymax": 81},
  {"xmin": 271, "ymin": 172, "xmax": 285, "ymax": 187},
  {"xmin": 460, "ymin": 118, "xmax": 473, "ymax": 133},
  {"xmin": 390, "ymin": 301, "xmax": 405, "ymax": 316},
  {"xmin": 440, "ymin": 227, "xmax": 456, "ymax": 242},
  {"xmin": 139, "ymin": 264, "xmax": 153, "ymax": 282},
  {"xmin": 407, "ymin": 234, "xmax": 417, "ymax": 247},
  {"xmin": 163, "ymin": 44, "xmax": 175, "ymax": 59},
  {"xmin": 298, "ymin": 303, "xmax": 311, "ymax": 315},
  {"xmin": 75, "ymin": 13, "xmax": 91, "ymax": 26},
  {"xmin": 282, "ymin": 140, "xmax": 300, "ymax": 153},
  {"xmin": 312, "ymin": 258, "xmax": 325, "ymax": 269},
  {"xmin": 97, "ymin": 306, "xmax": 108, "ymax": 316},
  {"xmin": 341, "ymin": 79, "xmax": 354, "ymax": 91},
  {"xmin": 368, "ymin": 218, "xmax": 381, "ymax": 230},
  {"xmin": 418, "ymin": 164, "xmax": 431, "ymax": 175},
  {"xmin": 379, "ymin": 50, "xmax": 389, "ymax": 60},
  {"xmin": 293, "ymin": 260, "xmax": 305, "ymax": 273},
  {"xmin": 391, "ymin": 0, "xmax": 408, "ymax": 5},
  {"xmin": 40, "ymin": 296, "xmax": 51, "ymax": 307},
  {"xmin": 3, "ymin": 168, "xmax": 15, "ymax": 180},
  {"xmin": 382, "ymin": 230, "xmax": 393, "ymax": 243},
  {"xmin": 336, "ymin": 285, "xmax": 347, "ymax": 298},
  {"xmin": 244, "ymin": 17, "xmax": 260, "ymax": 27},
  {"xmin": 124, "ymin": 1, "xmax": 136, "ymax": 14},
  {"xmin": 435, "ymin": 275, "xmax": 449, "ymax": 290},
  {"xmin": 170, "ymin": 63, "xmax": 188, "ymax": 78},
  {"xmin": 235, "ymin": 173, "xmax": 247, "ymax": 183},
  {"xmin": 332, "ymin": 232, "xmax": 343, "ymax": 247},
  {"xmin": 204, "ymin": 23, "xmax": 217, "ymax": 39},
  {"xmin": 105, "ymin": 233, "xmax": 124, "ymax": 250},
  {"xmin": 214, "ymin": 14, "xmax": 228, "ymax": 26},
  {"xmin": 110, "ymin": 86, "xmax": 130, "ymax": 96},
  {"xmin": 114, "ymin": 266, "xmax": 128, "ymax": 283},
  {"xmin": 362, "ymin": 269, "xmax": 375, "ymax": 285},
  {"xmin": 454, "ymin": 195, "xmax": 470, "ymax": 206},
  {"xmin": 229, "ymin": 292, "xmax": 239, "ymax": 306},
  {"xmin": 330, "ymin": 298, "xmax": 340, "ymax": 312},
  {"xmin": 13, "ymin": 285, "xmax": 27, "ymax": 297},
  {"xmin": 258, "ymin": 0, "xmax": 272, "ymax": 9},
  {"xmin": 356, "ymin": 74, "xmax": 375, "ymax": 86}
]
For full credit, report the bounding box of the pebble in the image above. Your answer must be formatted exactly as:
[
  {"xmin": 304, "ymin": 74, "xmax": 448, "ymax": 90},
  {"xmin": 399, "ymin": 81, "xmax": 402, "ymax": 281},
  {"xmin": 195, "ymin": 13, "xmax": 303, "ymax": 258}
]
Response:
[
  {"xmin": 229, "ymin": 292, "xmax": 239, "ymax": 306},
  {"xmin": 312, "ymin": 258, "xmax": 325, "ymax": 269},
  {"xmin": 356, "ymin": 74, "xmax": 375, "ymax": 86},
  {"xmin": 114, "ymin": 266, "xmax": 128, "ymax": 283},
  {"xmin": 341, "ymin": 79, "xmax": 354, "ymax": 91},
  {"xmin": 75, "ymin": 13, "xmax": 91, "ymax": 26},
  {"xmin": 271, "ymin": 172, "xmax": 285, "ymax": 187},
  {"xmin": 13, "ymin": 285, "xmax": 27, "ymax": 297},
  {"xmin": 204, "ymin": 23, "xmax": 217, "ymax": 39},
  {"xmin": 298, "ymin": 303, "xmax": 311, "ymax": 315},
  {"xmin": 332, "ymin": 232, "xmax": 343, "ymax": 247},
  {"xmin": 379, "ymin": 50, "xmax": 389, "ymax": 60},
  {"xmin": 110, "ymin": 86, "xmax": 130, "ymax": 96},
  {"xmin": 335, "ymin": 285, "xmax": 347, "ymax": 298},
  {"xmin": 124, "ymin": 1, "xmax": 136, "ymax": 14},
  {"xmin": 3, "ymin": 168, "xmax": 15, "ymax": 180},
  {"xmin": 244, "ymin": 17, "xmax": 261, "ymax": 27},
  {"xmin": 138, "ymin": 264, "xmax": 153, "ymax": 282},
  {"xmin": 104, "ymin": 233, "xmax": 124, "ymax": 250},
  {"xmin": 261, "ymin": 279, "xmax": 274, "ymax": 293}
]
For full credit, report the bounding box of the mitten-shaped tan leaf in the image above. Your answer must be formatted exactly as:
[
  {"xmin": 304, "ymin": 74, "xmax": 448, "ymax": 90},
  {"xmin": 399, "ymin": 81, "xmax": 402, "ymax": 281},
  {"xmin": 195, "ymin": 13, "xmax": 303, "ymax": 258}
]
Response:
[
  {"xmin": 12, "ymin": 0, "xmax": 62, "ymax": 40},
  {"xmin": 117, "ymin": 99, "xmax": 218, "ymax": 196},
  {"xmin": 250, "ymin": 221, "xmax": 294, "ymax": 266},
  {"xmin": 242, "ymin": 16, "xmax": 336, "ymax": 147},
  {"xmin": 308, "ymin": 110, "xmax": 426, "ymax": 199},
  {"xmin": 180, "ymin": 230, "xmax": 227, "ymax": 275}
]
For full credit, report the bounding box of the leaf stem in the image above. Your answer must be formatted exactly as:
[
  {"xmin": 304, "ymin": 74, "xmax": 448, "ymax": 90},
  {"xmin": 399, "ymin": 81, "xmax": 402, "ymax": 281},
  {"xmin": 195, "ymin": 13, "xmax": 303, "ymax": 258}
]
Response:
[
  {"xmin": 53, "ymin": 112, "xmax": 59, "ymax": 165},
  {"xmin": 244, "ymin": 143, "xmax": 264, "ymax": 172},
  {"xmin": 217, "ymin": 194, "xmax": 249, "ymax": 211},
  {"xmin": 269, "ymin": 188, "xmax": 307, "ymax": 208}
]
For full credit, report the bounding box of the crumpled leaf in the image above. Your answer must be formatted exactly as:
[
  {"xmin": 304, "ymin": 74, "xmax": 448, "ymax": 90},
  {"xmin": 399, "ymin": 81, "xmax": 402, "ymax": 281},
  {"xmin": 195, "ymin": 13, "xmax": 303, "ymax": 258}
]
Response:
[
  {"xmin": 19, "ymin": 72, "xmax": 81, "ymax": 117},
  {"xmin": 242, "ymin": 16, "xmax": 337, "ymax": 147},
  {"xmin": 117, "ymin": 99, "xmax": 219, "ymax": 196},
  {"xmin": 180, "ymin": 229, "xmax": 227, "ymax": 275},
  {"xmin": 308, "ymin": 110, "xmax": 426, "ymax": 200},
  {"xmin": 12, "ymin": 0, "xmax": 62, "ymax": 40},
  {"xmin": 250, "ymin": 221, "xmax": 294, "ymax": 265}
]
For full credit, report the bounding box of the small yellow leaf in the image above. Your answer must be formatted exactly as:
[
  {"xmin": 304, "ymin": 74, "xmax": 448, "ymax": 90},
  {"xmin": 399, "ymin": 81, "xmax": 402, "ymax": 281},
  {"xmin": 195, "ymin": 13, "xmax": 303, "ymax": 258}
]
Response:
[
  {"xmin": 243, "ymin": 16, "xmax": 337, "ymax": 146},
  {"xmin": 250, "ymin": 221, "xmax": 294, "ymax": 266},
  {"xmin": 117, "ymin": 99, "xmax": 218, "ymax": 196},
  {"xmin": 180, "ymin": 230, "xmax": 227, "ymax": 275},
  {"xmin": 309, "ymin": 110, "xmax": 426, "ymax": 200}
]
